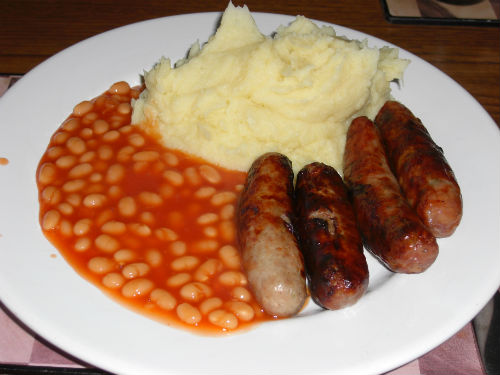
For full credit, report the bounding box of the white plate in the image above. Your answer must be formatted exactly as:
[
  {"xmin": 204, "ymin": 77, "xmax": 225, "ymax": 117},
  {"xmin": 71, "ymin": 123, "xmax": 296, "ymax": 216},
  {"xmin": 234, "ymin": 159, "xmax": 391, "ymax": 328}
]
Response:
[{"xmin": 0, "ymin": 11, "xmax": 499, "ymax": 375}]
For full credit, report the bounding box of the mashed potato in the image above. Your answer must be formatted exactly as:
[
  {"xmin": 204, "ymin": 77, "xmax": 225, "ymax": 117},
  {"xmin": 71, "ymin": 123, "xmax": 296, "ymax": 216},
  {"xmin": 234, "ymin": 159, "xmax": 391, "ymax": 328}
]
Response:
[{"xmin": 132, "ymin": 2, "xmax": 409, "ymax": 174}]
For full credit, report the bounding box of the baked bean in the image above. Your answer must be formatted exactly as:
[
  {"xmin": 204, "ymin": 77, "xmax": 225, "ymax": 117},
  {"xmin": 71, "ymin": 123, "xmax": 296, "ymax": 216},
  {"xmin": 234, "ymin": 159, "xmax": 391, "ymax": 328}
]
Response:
[
  {"xmin": 95, "ymin": 234, "xmax": 120, "ymax": 253},
  {"xmin": 138, "ymin": 191, "xmax": 163, "ymax": 207},
  {"xmin": 197, "ymin": 212, "xmax": 218, "ymax": 225},
  {"xmin": 105, "ymin": 164, "xmax": 125, "ymax": 184},
  {"xmin": 210, "ymin": 191, "xmax": 236, "ymax": 206},
  {"xmin": 118, "ymin": 196, "xmax": 136, "ymax": 217},
  {"xmin": 128, "ymin": 222, "xmax": 151, "ymax": 236},
  {"xmin": 199, "ymin": 297, "xmax": 223, "ymax": 315},
  {"xmin": 152, "ymin": 160, "xmax": 166, "ymax": 174},
  {"xmin": 107, "ymin": 185, "xmax": 123, "ymax": 199},
  {"xmin": 231, "ymin": 286, "xmax": 252, "ymax": 302},
  {"xmin": 74, "ymin": 237, "xmax": 91, "ymax": 252},
  {"xmin": 73, "ymin": 100, "xmax": 93, "ymax": 116},
  {"xmin": 218, "ymin": 245, "xmax": 241, "ymax": 269},
  {"xmin": 194, "ymin": 186, "xmax": 216, "ymax": 199},
  {"xmin": 184, "ymin": 167, "xmax": 201, "ymax": 185},
  {"xmin": 101, "ymin": 220, "xmax": 126, "ymax": 235},
  {"xmin": 83, "ymin": 193, "xmax": 106, "ymax": 208},
  {"xmin": 42, "ymin": 209, "xmax": 61, "ymax": 230},
  {"xmin": 117, "ymin": 102, "xmax": 131, "ymax": 115},
  {"xmin": 121, "ymin": 278, "xmax": 154, "ymax": 298},
  {"xmin": 69, "ymin": 163, "xmax": 93, "ymax": 178},
  {"xmin": 79, "ymin": 128, "xmax": 93, "ymax": 139},
  {"xmin": 82, "ymin": 112, "xmax": 98, "ymax": 125},
  {"xmin": 219, "ymin": 220, "xmax": 236, "ymax": 242},
  {"xmin": 108, "ymin": 81, "xmax": 130, "ymax": 95},
  {"xmin": 218, "ymin": 271, "xmax": 247, "ymax": 287},
  {"xmin": 199, "ymin": 165, "xmax": 222, "ymax": 184},
  {"xmin": 133, "ymin": 161, "xmax": 148, "ymax": 173},
  {"xmin": 166, "ymin": 273, "xmax": 191, "ymax": 288},
  {"xmin": 122, "ymin": 262, "xmax": 150, "ymax": 279},
  {"xmin": 193, "ymin": 239, "xmax": 219, "ymax": 253},
  {"xmin": 52, "ymin": 132, "xmax": 70, "ymax": 145},
  {"xmin": 219, "ymin": 204, "xmax": 235, "ymax": 220},
  {"xmin": 163, "ymin": 152, "xmax": 179, "ymax": 166},
  {"xmin": 114, "ymin": 249, "xmax": 136, "ymax": 263},
  {"xmin": 194, "ymin": 259, "xmax": 223, "ymax": 282},
  {"xmin": 62, "ymin": 117, "xmax": 80, "ymax": 132},
  {"xmin": 176, "ymin": 303, "xmax": 201, "ymax": 325},
  {"xmin": 66, "ymin": 193, "xmax": 81, "ymax": 206},
  {"xmin": 98, "ymin": 145, "xmax": 114, "ymax": 161},
  {"xmin": 57, "ymin": 202, "xmax": 73, "ymax": 216},
  {"xmin": 38, "ymin": 163, "xmax": 57, "ymax": 184},
  {"xmin": 119, "ymin": 125, "xmax": 133, "ymax": 134},
  {"xmin": 133, "ymin": 150, "xmax": 159, "ymax": 162},
  {"xmin": 225, "ymin": 301, "xmax": 255, "ymax": 322},
  {"xmin": 62, "ymin": 179, "xmax": 86, "ymax": 193},
  {"xmin": 117, "ymin": 146, "xmax": 135, "ymax": 162},
  {"xmin": 171, "ymin": 256, "xmax": 200, "ymax": 271},
  {"xmin": 102, "ymin": 272, "xmax": 125, "ymax": 289},
  {"xmin": 73, "ymin": 218, "xmax": 92, "ymax": 236},
  {"xmin": 169, "ymin": 241, "xmax": 187, "ymax": 256},
  {"xmin": 79, "ymin": 128, "xmax": 94, "ymax": 139},
  {"xmin": 179, "ymin": 282, "xmax": 212, "ymax": 302},
  {"xmin": 88, "ymin": 256, "xmax": 115, "ymax": 274},
  {"xmin": 102, "ymin": 130, "xmax": 120, "ymax": 142},
  {"xmin": 59, "ymin": 220, "xmax": 73, "ymax": 237},
  {"xmin": 79, "ymin": 151, "xmax": 96, "ymax": 163},
  {"xmin": 41, "ymin": 186, "xmax": 62, "ymax": 205},
  {"xmin": 139, "ymin": 211, "xmax": 155, "ymax": 225},
  {"xmin": 150, "ymin": 289, "xmax": 176, "ymax": 310},
  {"xmin": 234, "ymin": 184, "xmax": 244, "ymax": 192},
  {"xmin": 93, "ymin": 119, "xmax": 109, "ymax": 135},
  {"xmin": 203, "ymin": 226, "xmax": 218, "ymax": 238},
  {"xmin": 160, "ymin": 184, "xmax": 175, "ymax": 198},
  {"xmin": 46, "ymin": 146, "xmax": 64, "ymax": 159},
  {"xmin": 145, "ymin": 249, "xmax": 163, "ymax": 267},
  {"xmin": 155, "ymin": 227, "xmax": 178, "ymax": 242},
  {"xmin": 163, "ymin": 170, "xmax": 184, "ymax": 186},
  {"xmin": 110, "ymin": 116, "xmax": 125, "ymax": 129},
  {"xmin": 128, "ymin": 133, "xmax": 145, "ymax": 147},
  {"xmin": 208, "ymin": 309, "xmax": 238, "ymax": 330},
  {"xmin": 89, "ymin": 172, "xmax": 102, "ymax": 183},
  {"xmin": 56, "ymin": 155, "xmax": 77, "ymax": 169},
  {"xmin": 66, "ymin": 137, "xmax": 86, "ymax": 155},
  {"xmin": 96, "ymin": 209, "xmax": 114, "ymax": 226}
]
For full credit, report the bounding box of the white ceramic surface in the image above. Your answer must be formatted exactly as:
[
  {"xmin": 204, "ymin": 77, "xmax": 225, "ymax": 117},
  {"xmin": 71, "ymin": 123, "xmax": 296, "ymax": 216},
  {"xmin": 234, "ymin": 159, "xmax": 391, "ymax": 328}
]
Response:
[{"xmin": 0, "ymin": 11, "xmax": 499, "ymax": 375}]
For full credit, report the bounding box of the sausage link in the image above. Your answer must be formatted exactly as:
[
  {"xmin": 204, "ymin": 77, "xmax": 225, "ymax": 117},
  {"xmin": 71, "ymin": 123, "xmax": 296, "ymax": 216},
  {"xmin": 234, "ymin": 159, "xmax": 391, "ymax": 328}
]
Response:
[
  {"xmin": 343, "ymin": 117, "xmax": 438, "ymax": 274},
  {"xmin": 375, "ymin": 101, "xmax": 462, "ymax": 237},
  {"xmin": 237, "ymin": 152, "xmax": 307, "ymax": 317},
  {"xmin": 295, "ymin": 162, "xmax": 369, "ymax": 310}
]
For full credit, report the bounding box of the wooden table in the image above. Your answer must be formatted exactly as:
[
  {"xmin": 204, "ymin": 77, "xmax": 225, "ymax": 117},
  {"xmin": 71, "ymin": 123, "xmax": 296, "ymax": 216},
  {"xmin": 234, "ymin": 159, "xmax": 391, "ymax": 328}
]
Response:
[{"xmin": 1, "ymin": 0, "xmax": 499, "ymax": 126}]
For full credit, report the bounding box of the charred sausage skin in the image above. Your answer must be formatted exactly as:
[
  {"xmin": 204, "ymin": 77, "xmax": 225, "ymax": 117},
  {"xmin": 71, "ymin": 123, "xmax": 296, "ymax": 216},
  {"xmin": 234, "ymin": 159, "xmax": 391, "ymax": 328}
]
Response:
[
  {"xmin": 295, "ymin": 162, "xmax": 369, "ymax": 310},
  {"xmin": 375, "ymin": 101, "xmax": 462, "ymax": 238},
  {"xmin": 343, "ymin": 116, "xmax": 438, "ymax": 274},
  {"xmin": 237, "ymin": 152, "xmax": 307, "ymax": 317}
]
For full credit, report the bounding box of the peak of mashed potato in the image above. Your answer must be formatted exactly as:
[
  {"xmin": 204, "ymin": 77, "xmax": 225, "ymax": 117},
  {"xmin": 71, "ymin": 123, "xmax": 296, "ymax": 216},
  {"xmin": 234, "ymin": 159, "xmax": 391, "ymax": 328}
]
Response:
[{"xmin": 132, "ymin": 2, "xmax": 409, "ymax": 174}]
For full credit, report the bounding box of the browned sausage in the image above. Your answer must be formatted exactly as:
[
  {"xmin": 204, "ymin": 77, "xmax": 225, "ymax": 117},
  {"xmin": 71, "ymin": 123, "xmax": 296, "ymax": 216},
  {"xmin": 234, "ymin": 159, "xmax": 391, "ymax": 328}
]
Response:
[
  {"xmin": 375, "ymin": 101, "xmax": 462, "ymax": 237},
  {"xmin": 236, "ymin": 152, "xmax": 307, "ymax": 317},
  {"xmin": 294, "ymin": 162, "xmax": 369, "ymax": 310},
  {"xmin": 343, "ymin": 116, "xmax": 438, "ymax": 274}
]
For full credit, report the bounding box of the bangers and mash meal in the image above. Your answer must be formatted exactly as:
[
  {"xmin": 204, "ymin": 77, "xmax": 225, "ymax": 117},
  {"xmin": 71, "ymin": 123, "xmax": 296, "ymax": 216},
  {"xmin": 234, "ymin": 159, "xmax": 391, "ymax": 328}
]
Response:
[{"xmin": 35, "ymin": 3, "xmax": 462, "ymax": 333}]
